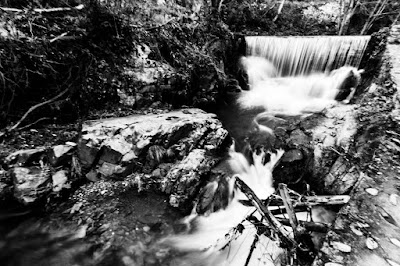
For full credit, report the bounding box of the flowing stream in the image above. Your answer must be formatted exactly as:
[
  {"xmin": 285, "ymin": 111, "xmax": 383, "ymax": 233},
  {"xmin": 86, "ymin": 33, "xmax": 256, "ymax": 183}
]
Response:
[{"xmin": 166, "ymin": 35, "xmax": 371, "ymax": 265}]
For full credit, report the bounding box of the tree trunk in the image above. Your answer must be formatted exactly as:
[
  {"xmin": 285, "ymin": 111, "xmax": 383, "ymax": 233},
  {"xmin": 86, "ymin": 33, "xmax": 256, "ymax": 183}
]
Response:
[
  {"xmin": 338, "ymin": 0, "xmax": 360, "ymax": 35},
  {"xmin": 360, "ymin": 0, "xmax": 389, "ymax": 35}
]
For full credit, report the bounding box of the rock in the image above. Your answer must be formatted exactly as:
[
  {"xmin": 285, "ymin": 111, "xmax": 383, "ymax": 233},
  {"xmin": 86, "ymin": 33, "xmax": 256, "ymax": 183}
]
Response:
[
  {"xmin": 162, "ymin": 149, "xmax": 220, "ymax": 211},
  {"xmin": 10, "ymin": 166, "xmax": 51, "ymax": 204},
  {"xmin": 48, "ymin": 143, "xmax": 76, "ymax": 166},
  {"xmin": 4, "ymin": 147, "xmax": 47, "ymax": 167},
  {"xmin": 52, "ymin": 170, "xmax": 70, "ymax": 192},
  {"xmin": 331, "ymin": 241, "xmax": 351, "ymax": 253},
  {"xmin": 390, "ymin": 238, "xmax": 400, "ymax": 248},
  {"xmin": 282, "ymin": 149, "xmax": 303, "ymax": 162},
  {"xmin": 324, "ymin": 156, "xmax": 359, "ymax": 194},
  {"xmin": 310, "ymin": 105, "xmax": 358, "ymax": 192},
  {"xmin": 0, "ymin": 181, "xmax": 13, "ymax": 201},
  {"xmin": 365, "ymin": 188, "xmax": 379, "ymax": 196},
  {"xmin": 288, "ymin": 129, "xmax": 311, "ymax": 148},
  {"xmin": 78, "ymin": 109, "xmax": 230, "ymax": 209},
  {"xmin": 365, "ymin": 237, "xmax": 379, "ymax": 250},
  {"xmin": 79, "ymin": 108, "xmax": 228, "ymax": 169}
]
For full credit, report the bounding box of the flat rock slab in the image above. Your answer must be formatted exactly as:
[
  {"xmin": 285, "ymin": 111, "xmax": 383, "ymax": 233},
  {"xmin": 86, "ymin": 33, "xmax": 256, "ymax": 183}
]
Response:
[{"xmin": 79, "ymin": 108, "xmax": 230, "ymax": 210}]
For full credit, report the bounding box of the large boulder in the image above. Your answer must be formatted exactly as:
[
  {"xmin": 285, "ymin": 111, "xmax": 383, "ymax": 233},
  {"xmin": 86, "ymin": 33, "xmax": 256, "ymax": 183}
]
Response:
[{"xmin": 78, "ymin": 108, "xmax": 230, "ymax": 210}]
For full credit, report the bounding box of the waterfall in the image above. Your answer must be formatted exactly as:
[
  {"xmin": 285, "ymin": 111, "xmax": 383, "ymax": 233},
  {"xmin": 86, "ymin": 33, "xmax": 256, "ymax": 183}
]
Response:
[
  {"xmin": 245, "ymin": 36, "xmax": 370, "ymax": 76},
  {"xmin": 165, "ymin": 35, "xmax": 370, "ymax": 265}
]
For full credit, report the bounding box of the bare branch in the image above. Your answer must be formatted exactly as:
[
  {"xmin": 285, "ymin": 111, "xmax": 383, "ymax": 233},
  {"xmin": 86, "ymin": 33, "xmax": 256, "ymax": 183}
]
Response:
[
  {"xmin": 7, "ymin": 87, "xmax": 69, "ymax": 132},
  {"xmin": 0, "ymin": 4, "xmax": 84, "ymax": 13}
]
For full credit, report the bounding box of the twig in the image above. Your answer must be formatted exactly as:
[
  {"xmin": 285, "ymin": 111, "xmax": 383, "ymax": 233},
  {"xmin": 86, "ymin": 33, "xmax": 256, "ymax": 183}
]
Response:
[
  {"xmin": 145, "ymin": 17, "xmax": 178, "ymax": 31},
  {"xmin": 0, "ymin": 4, "xmax": 84, "ymax": 13},
  {"xmin": 17, "ymin": 117, "xmax": 50, "ymax": 131},
  {"xmin": 50, "ymin": 32, "xmax": 69, "ymax": 43},
  {"xmin": 244, "ymin": 234, "xmax": 259, "ymax": 266}
]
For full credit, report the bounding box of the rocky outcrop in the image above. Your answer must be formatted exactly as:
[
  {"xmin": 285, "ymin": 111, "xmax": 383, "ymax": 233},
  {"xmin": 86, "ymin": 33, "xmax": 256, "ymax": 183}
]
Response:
[
  {"xmin": 250, "ymin": 103, "xmax": 358, "ymax": 194},
  {"xmin": 3, "ymin": 144, "xmax": 77, "ymax": 205},
  {"xmin": 1, "ymin": 109, "xmax": 230, "ymax": 210},
  {"xmin": 78, "ymin": 108, "xmax": 230, "ymax": 211}
]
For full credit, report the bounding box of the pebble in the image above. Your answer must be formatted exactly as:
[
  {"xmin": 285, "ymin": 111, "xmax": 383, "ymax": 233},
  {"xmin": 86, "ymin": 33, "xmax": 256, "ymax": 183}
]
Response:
[
  {"xmin": 389, "ymin": 194, "xmax": 399, "ymax": 205},
  {"xmin": 366, "ymin": 188, "xmax": 379, "ymax": 196},
  {"xmin": 390, "ymin": 238, "xmax": 400, "ymax": 248},
  {"xmin": 366, "ymin": 237, "xmax": 379, "ymax": 250},
  {"xmin": 387, "ymin": 260, "xmax": 400, "ymax": 266},
  {"xmin": 331, "ymin": 241, "xmax": 352, "ymax": 253},
  {"xmin": 349, "ymin": 223, "xmax": 363, "ymax": 236}
]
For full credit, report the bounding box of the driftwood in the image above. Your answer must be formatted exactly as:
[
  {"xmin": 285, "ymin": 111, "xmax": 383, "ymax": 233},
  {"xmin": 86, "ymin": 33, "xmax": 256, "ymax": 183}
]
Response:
[
  {"xmin": 235, "ymin": 176, "xmax": 296, "ymax": 249},
  {"xmin": 235, "ymin": 175, "xmax": 352, "ymax": 264}
]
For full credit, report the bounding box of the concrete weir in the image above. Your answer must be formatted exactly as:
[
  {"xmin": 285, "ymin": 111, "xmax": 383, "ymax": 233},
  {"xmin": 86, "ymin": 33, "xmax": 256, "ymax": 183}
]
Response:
[{"xmin": 312, "ymin": 40, "xmax": 400, "ymax": 265}]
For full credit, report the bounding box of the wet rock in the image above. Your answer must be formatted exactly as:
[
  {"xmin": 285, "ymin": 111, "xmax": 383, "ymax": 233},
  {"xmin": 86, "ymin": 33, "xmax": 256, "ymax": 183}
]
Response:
[
  {"xmin": 10, "ymin": 166, "xmax": 51, "ymax": 204},
  {"xmin": 48, "ymin": 143, "xmax": 76, "ymax": 166},
  {"xmin": 288, "ymin": 129, "xmax": 311, "ymax": 148},
  {"xmin": 163, "ymin": 149, "xmax": 220, "ymax": 211},
  {"xmin": 282, "ymin": 149, "xmax": 303, "ymax": 162}
]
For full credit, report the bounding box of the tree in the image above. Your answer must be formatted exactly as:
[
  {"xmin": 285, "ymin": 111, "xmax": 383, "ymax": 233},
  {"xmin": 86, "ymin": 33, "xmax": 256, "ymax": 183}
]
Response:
[{"xmin": 338, "ymin": 0, "xmax": 400, "ymax": 35}]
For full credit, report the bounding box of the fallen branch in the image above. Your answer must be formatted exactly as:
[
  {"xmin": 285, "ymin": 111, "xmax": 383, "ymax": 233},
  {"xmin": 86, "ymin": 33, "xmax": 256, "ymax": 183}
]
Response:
[
  {"xmin": 235, "ymin": 176, "xmax": 296, "ymax": 249},
  {"xmin": 278, "ymin": 184, "xmax": 300, "ymax": 236},
  {"xmin": 2, "ymin": 87, "xmax": 69, "ymax": 136},
  {"xmin": 276, "ymin": 218, "xmax": 328, "ymax": 233},
  {"xmin": 0, "ymin": 4, "xmax": 84, "ymax": 13}
]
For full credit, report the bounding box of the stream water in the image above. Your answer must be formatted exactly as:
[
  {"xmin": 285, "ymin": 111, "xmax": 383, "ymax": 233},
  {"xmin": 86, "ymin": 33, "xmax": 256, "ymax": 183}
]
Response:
[{"xmin": 165, "ymin": 36, "xmax": 370, "ymax": 265}]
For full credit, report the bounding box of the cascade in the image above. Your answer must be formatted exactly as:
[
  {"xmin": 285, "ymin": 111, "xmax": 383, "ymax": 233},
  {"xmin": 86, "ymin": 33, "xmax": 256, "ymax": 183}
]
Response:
[
  {"xmin": 166, "ymin": 35, "xmax": 371, "ymax": 265},
  {"xmin": 245, "ymin": 36, "xmax": 370, "ymax": 76}
]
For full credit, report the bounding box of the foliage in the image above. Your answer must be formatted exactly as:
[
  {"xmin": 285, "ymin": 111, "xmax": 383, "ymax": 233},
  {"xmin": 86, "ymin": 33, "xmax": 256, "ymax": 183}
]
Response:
[
  {"xmin": 338, "ymin": 0, "xmax": 400, "ymax": 35},
  {"xmin": 0, "ymin": 0, "xmax": 139, "ymax": 128},
  {"xmin": 220, "ymin": 0, "xmax": 337, "ymax": 36}
]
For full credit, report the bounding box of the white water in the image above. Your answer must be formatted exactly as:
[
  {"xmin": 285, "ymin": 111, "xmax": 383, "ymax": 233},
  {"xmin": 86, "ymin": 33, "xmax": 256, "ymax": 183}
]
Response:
[
  {"xmin": 238, "ymin": 65, "xmax": 364, "ymax": 116},
  {"xmin": 164, "ymin": 148, "xmax": 286, "ymax": 266},
  {"xmin": 245, "ymin": 36, "xmax": 370, "ymax": 76}
]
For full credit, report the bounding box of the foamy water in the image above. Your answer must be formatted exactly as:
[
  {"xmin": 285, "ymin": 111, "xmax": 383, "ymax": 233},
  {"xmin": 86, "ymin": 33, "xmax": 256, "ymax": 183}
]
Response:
[
  {"xmin": 238, "ymin": 57, "xmax": 363, "ymax": 116},
  {"xmin": 163, "ymin": 147, "xmax": 286, "ymax": 266}
]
